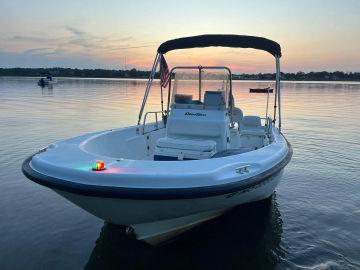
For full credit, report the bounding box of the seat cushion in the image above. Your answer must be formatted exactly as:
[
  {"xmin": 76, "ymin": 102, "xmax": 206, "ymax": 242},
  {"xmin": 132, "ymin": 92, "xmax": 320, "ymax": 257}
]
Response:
[
  {"xmin": 242, "ymin": 116, "xmax": 261, "ymax": 127},
  {"xmin": 174, "ymin": 94, "xmax": 193, "ymax": 104},
  {"xmin": 240, "ymin": 116, "xmax": 265, "ymax": 136},
  {"xmin": 204, "ymin": 91, "xmax": 226, "ymax": 110},
  {"xmin": 167, "ymin": 119, "xmax": 221, "ymax": 137},
  {"xmin": 240, "ymin": 127, "xmax": 265, "ymax": 136},
  {"xmin": 156, "ymin": 137, "xmax": 216, "ymax": 152}
]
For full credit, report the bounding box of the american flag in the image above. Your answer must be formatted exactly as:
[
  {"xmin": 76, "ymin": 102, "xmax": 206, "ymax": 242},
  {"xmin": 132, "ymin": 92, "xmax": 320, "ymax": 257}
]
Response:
[{"xmin": 160, "ymin": 55, "xmax": 170, "ymax": 88}]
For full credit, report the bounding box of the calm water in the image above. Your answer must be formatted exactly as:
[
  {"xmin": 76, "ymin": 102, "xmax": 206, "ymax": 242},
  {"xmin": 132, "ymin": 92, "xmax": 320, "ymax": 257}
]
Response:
[{"xmin": 1, "ymin": 77, "xmax": 360, "ymax": 269}]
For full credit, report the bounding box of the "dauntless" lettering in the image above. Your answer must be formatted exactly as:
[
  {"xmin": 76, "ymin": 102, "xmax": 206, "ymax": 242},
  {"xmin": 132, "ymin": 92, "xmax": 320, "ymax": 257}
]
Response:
[{"xmin": 185, "ymin": 112, "xmax": 207, "ymax": 117}]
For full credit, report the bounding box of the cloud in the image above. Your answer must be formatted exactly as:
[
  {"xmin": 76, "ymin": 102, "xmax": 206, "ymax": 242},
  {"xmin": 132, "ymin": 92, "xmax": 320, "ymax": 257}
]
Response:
[
  {"xmin": 11, "ymin": 36, "xmax": 61, "ymax": 43},
  {"xmin": 64, "ymin": 26, "xmax": 135, "ymax": 51},
  {"xmin": 65, "ymin": 26, "xmax": 86, "ymax": 36},
  {"xmin": 23, "ymin": 48, "xmax": 57, "ymax": 55},
  {"xmin": 0, "ymin": 50, "xmax": 113, "ymax": 69},
  {"xmin": 0, "ymin": 26, "xmax": 159, "ymax": 68},
  {"xmin": 3, "ymin": 27, "xmax": 136, "ymax": 51}
]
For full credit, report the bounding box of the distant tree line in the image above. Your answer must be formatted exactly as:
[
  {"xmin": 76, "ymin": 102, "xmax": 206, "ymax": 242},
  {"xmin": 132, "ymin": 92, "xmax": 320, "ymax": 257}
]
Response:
[
  {"xmin": 0, "ymin": 68, "xmax": 359, "ymax": 81},
  {"xmin": 233, "ymin": 71, "xmax": 360, "ymax": 81},
  {"xmin": 0, "ymin": 67, "xmax": 152, "ymax": 79}
]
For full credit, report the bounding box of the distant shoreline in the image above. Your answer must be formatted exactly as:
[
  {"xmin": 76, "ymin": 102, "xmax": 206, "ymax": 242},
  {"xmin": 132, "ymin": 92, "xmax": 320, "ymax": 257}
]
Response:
[{"xmin": 1, "ymin": 68, "xmax": 359, "ymax": 82}]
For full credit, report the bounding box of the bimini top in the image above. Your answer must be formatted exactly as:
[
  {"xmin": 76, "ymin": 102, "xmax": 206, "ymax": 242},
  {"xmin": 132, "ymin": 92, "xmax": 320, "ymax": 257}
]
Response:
[{"xmin": 158, "ymin": 34, "xmax": 281, "ymax": 57}]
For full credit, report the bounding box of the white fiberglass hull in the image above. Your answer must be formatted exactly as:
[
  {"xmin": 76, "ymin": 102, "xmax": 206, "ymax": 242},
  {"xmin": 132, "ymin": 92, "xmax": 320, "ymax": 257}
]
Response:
[
  {"xmin": 22, "ymin": 124, "xmax": 291, "ymax": 244},
  {"xmin": 53, "ymin": 170, "xmax": 283, "ymax": 243}
]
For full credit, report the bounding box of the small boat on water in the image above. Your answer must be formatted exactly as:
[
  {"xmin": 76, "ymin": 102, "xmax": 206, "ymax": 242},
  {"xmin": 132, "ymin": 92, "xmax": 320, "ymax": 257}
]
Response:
[
  {"xmin": 250, "ymin": 87, "xmax": 274, "ymax": 93},
  {"xmin": 23, "ymin": 34, "xmax": 292, "ymax": 244},
  {"xmin": 37, "ymin": 73, "xmax": 57, "ymax": 87}
]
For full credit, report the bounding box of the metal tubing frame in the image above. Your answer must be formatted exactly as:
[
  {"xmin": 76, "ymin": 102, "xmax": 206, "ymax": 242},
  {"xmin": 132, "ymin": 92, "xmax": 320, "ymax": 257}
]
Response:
[
  {"xmin": 137, "ymin": 55, "xmax": 280, "ymax": 130},
  {"xmin": 273, "ymin": 69, "xmax": 278, "ymax": 123},
  {"xmin": 275, "ymin": 56, "xmax": 281, "ymax": 131},
  {"xmin": 137, "ymin": 53, "xmax": 161, "ymax": 125},
  {"xmin": 198, "ymin": 66, "xmax": 202, "ymax": 101},
  {"xmin": 166, "ymin": 66, "xmax": 232, "ymax": 114},
  {"xmin": 265, "ymin": 88, "xmax": 270, "ymax": 120},
  {"xmin": 142, "ymin": 111, "xmax": 163, "ymax": 134},
  {"xmin": 160, "ymin": 85, "xmax": 164, "ymax": 116}
]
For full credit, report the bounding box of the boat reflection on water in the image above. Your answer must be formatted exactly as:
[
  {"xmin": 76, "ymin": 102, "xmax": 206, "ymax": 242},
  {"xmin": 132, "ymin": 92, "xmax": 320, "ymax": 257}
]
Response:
[
  {"xmin": 85, "ymin": 194, "xmax": 284, "ymax": 270},
  {"xmin": 41, "ymin": 85, "xmax": 54, "ymax": 96}
]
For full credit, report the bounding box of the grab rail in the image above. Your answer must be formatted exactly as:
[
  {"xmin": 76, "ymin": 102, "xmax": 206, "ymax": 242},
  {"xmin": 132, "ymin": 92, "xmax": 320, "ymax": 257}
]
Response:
[
  {"xmin": 142, "ymin": 111, "xmax": 163, "ymax": 134},
  {"xmin": 260, "ymin": 116, "xmax": 273, "ymax": 139}
]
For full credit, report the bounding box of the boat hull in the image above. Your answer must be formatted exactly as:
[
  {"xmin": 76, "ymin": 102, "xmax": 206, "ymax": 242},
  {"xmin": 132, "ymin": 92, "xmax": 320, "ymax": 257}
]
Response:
[
  {"xmin": 22, "ymin": 125, "xmax": 292, "ymax": 244},
  {"xmin": 53, "ymin": 170, "xmax": 283, "ymax": 243}
]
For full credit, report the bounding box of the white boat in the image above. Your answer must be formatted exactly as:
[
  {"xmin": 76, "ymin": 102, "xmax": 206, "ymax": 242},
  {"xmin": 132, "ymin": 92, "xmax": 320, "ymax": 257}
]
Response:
[{"xmin": 23, "ymin": 34, "xmax": 292, "ymax": 244}]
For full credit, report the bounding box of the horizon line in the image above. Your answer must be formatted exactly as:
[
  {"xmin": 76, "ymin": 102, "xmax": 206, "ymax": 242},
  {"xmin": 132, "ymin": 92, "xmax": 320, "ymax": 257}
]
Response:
[{"xmin": 0, "ymin": 67, "xmax": 359, "ymax": 74}]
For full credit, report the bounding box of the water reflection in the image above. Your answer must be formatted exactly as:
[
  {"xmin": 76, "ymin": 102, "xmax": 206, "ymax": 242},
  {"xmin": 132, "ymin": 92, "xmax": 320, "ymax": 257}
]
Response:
[
  {"xmin": 40, "ymin": 85, "xmax": 54, "ymax": 96},
  {"xmin": 85, "ymin": 194, "xmax": 284, "ymax": 270}
]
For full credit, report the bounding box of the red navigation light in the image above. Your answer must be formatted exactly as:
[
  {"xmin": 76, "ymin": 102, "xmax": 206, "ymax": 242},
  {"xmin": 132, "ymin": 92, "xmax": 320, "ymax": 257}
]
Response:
[{"xmin": 92, "ymin": 160, "xmax": 106, "ymax": 171}]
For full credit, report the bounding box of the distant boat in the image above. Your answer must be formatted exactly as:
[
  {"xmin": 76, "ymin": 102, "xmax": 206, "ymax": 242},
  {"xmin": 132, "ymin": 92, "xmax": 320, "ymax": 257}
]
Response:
[
  {"xmin": 249, "ymin": 87, "xmax": 273, "ymax": 93},
  {"xmin": 38, "ymin": 73, "xmax": 57, "ymax": 87}
]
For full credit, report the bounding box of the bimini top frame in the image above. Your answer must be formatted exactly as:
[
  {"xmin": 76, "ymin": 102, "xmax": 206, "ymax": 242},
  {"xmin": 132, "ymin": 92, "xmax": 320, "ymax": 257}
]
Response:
[{"xmin": 137, "ymin": 34, "xmax": 283, "ymax": 131}]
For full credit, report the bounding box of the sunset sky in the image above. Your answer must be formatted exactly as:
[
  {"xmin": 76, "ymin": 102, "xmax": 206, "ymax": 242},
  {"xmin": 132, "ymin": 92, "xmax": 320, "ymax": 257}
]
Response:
[{"xmin": 0, "ymin": 0, "xmax": 359, "ymax": 72}]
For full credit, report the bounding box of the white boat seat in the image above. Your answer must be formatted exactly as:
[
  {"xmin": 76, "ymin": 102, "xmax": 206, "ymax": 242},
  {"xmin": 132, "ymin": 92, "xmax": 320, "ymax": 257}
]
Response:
[
  {"xmin": 155, "ymin": 137, "xmax": 216, "ymax": 160},
  {"xmin": 241, "ymin": 129, "xmax": 265, "ymax": 136},
  {"xmin": 204, "ymin": 91, "xmax": 226, "ymax": 110},
  {"xmin": 165, "ymin": 97, "xmax": 230, "ymax": 152},
  {"xmin": 240, "ymin": 116, "xmax": 265, "ymax": 136},
  {"xmin": 167, "ymin": 118, "xmax": 222, "ymax": 138},
  {"xmin": 242, "ymin": 115, "xmax": 262, "ymax": 126},
  {"xmin": 172, "ymin": 94, "xmax": 204, "ymax": 110},
  {"xmin": 156, "ymin": 137, "xmax": 216, "ymax": 152},
  {"xmin": 239, "ymin": 115, "xmax": 267, "ymax": 149}
]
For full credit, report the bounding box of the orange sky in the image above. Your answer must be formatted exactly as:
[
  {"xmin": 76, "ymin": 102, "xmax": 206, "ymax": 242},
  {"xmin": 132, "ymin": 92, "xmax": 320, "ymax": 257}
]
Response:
[{"xmin": 0, "ymin": 0, "xmax": 359, "ymax": 72}]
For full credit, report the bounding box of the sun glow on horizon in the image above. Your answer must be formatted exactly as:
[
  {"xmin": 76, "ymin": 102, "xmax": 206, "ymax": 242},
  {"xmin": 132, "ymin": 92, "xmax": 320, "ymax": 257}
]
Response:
[{"xmin": 0, "ymin": 0, "xmax": 359, "ymax": 72}]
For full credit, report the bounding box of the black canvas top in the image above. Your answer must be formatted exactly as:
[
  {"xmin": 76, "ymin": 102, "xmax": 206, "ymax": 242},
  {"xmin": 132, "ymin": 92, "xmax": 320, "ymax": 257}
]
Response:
[{"xmin": 158, "ymin": 34, "xmax": 281, "ymax": 57}]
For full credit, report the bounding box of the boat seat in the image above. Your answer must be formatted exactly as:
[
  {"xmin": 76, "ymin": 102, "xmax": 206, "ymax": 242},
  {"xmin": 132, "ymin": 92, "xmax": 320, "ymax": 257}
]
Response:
[
  {"xmin": 167, "ymin": 117, "xmax": 222, "ymax": 138},
  {"xmin": 240, "ymin": 116, "xmax": 265, "ymax": 136},
  {"xmin": 165, "ymin": 95, "xmax": 230, "ymax": 152},
  {"xmin": 172, "ymin": 94, "xmax": 204, "ymax": 110},
  {"xmin": 157, "ymin": 137, "xmax": 216, "ymax": 152},
  {"xmin": 155, "ymin": 137, "xmax": 216, "ymax": 160},
  {"xmin": 204, "ymin": 91, "xmax": 226, "ymax": 110},
  {"xmin": 175, "ymin": 94, "xmax": 193, "ymax": 104},
  {"xmin": 239, "ymin": 116, "xmax": 267, "ymax": 149}
]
